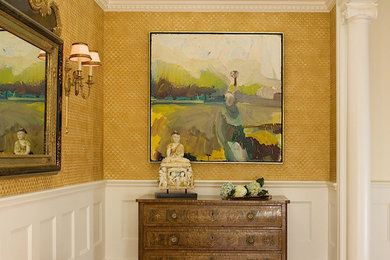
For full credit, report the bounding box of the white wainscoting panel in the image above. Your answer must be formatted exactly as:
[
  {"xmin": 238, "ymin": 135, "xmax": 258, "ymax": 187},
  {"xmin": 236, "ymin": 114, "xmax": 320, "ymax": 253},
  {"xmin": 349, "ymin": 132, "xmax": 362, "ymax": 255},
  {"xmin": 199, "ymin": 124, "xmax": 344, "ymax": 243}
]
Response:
[
  {"xmin": 105, "ymin": 180, "xmax": 331, "ymax": 260},
  {"xmin": 328, "ymin": 183, "xmax": 337, "ymax": 260},
  {"xmin": 371, "ymin": 182, "xmax": 390, "ymax": 260},
  {"xmin": 0, "ymin": 181, "xmax": 105, "ymax": 260},
  {"xmin": 2, "ymin": 179, "xmax": 388, "ymax": 260}
]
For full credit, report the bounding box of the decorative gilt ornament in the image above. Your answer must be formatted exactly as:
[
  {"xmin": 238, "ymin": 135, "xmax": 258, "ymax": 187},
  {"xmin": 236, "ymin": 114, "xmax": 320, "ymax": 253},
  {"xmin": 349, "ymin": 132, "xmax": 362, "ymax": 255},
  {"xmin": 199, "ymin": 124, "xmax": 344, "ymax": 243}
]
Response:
[
  {"xmin": 28, "ymin": 0, "xmax": 62, "ymax": 36},
  {"xmin": 28, "ymin": 0, "xmax": 52, "ymax": 16}
]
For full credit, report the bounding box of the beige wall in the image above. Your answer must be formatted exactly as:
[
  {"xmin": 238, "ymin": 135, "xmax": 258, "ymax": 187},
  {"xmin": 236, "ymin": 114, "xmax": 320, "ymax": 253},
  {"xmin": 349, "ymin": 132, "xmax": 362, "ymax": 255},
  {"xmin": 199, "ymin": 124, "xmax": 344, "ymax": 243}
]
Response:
[
  {"xmin": 0, "ymin": 0, "xmax": 104, "ymax": 197},
  {"xmin": 371, "ymin": 0, "xmax": 390, "ymax": 181},
  {"xmin": 103, "ymin": 12, "xmax": 335, "ymax": 181}
]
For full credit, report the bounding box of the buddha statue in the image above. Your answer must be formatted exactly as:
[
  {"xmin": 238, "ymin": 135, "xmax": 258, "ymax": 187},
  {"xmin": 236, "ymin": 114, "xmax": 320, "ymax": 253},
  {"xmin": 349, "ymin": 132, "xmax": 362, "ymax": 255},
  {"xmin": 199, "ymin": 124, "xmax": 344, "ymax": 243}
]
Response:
[
  {"xmin": 158, "ymin": 131, "xmax": 194, "ymax": 193},
  {"xmin": 162, "ymin": 131, "xmax": 190, "ymax": 164},
  {"xmin": 14, "ymin": 128, "xmax": 31, "ymax": 155}
]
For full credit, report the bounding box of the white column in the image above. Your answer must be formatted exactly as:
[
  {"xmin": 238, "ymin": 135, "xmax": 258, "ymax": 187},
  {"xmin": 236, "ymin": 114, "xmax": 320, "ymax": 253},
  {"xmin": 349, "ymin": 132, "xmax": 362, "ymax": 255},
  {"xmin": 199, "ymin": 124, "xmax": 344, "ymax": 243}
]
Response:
[{"xmin": 341, "ymin": 1, "xmax": 377, "ymax": 260}]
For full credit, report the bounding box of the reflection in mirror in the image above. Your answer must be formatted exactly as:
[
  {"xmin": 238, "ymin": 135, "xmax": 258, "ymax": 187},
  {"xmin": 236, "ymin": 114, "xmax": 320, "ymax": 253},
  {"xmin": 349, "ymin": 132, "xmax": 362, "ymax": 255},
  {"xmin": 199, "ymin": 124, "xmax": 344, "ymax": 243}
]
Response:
[{"xmin": 0, "ymin": 27, "xmax": 46, "ymax": 155}]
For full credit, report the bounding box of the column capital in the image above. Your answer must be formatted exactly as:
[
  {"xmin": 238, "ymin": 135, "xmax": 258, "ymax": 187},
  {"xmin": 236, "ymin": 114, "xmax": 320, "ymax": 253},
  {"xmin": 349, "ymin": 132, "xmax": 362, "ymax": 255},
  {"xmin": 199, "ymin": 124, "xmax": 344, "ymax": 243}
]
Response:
[{"xmin": 340, "ymin": 0, "xmax": 378, "ymax": 23}]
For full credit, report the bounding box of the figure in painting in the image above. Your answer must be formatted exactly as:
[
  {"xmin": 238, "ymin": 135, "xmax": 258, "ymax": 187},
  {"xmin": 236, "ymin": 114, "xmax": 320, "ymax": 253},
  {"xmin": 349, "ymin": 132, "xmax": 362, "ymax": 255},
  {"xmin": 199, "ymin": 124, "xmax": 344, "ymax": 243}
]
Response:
[
  {"xmin": 215, "ymin": 71, "xmax": 249, "ymax": 162},
  {"xmin": 14, "ymin": 128, "xmax": 31, "ymax": 155}
]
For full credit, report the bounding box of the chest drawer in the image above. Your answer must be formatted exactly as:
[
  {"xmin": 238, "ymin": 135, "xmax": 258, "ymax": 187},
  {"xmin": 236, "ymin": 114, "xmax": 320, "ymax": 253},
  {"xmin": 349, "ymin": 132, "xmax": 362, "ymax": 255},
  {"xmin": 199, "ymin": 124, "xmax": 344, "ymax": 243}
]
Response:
[
  {"xmin": 144, "ymin": 227, "xmax": 282, "ymax": 251},
  {"xmin": 143, "ymin": 204, "xmax": 282, "ymax": 227},
  {"xmin": 144, "ymin": 252, "xmax": 282, "ymax": 260}
]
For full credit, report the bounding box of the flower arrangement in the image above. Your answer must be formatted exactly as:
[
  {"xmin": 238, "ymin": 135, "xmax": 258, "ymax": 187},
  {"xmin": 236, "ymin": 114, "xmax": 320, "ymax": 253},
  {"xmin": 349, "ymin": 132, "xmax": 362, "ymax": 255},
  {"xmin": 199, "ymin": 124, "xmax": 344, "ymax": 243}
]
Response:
[{"xmin": 220, "ymin": 177, "xmax": 269, "ymax": 199}]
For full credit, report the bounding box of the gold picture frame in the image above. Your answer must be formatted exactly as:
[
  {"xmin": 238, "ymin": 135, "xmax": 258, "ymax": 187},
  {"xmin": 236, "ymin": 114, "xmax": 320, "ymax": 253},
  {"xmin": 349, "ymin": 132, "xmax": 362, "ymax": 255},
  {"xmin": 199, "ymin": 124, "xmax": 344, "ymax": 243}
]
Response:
[{"xmin": 0, "ymin": 1, "xmax": 63, "ymax": 176}]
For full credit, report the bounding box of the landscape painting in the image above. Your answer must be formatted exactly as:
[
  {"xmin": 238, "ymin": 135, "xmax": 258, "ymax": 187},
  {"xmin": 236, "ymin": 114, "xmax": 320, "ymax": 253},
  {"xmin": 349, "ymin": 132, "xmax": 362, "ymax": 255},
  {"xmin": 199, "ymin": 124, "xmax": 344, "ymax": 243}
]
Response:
[
  {"xmin": 0, "ymin": 28, "xmax": 46, "ymax": 155},
  {"xmin": 150, "ymin": 32, "xmax": 283, "ymax": 163}
]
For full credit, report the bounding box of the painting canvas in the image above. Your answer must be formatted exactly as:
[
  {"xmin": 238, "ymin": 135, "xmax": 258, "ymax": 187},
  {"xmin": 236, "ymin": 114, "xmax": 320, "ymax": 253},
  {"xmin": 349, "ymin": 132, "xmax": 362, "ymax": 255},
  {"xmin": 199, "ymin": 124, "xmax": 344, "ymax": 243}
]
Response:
[
  {"xmin": 150, "ymin": 32, "xmax": 283, "ymax": 163},
  {"xmin": 0, "ymin": 28, "xmax": 46, "ymax": 155}
]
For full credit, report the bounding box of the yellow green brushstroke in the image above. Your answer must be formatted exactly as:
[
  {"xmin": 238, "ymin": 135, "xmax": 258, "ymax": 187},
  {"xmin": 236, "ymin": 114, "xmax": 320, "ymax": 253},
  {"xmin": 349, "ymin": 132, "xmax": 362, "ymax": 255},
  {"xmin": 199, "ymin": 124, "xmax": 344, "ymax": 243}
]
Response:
[
  {"xmin": 152, "ymin": 61, "xmax": 227, "ymax": 89},
  {"xmin": 246, "ymin": 130, "xmax": 279, "ymax": 146},
  {"xmin": 197, "ymin": 148, "xmax": 226, "ymax": 161},
  {"xmin": 0, "ymin": 62, "xmax": 45, "ymax": 84},
  {"xmin": 228, "ymin": 83, "xmax": 265, "ymax": 95},
  {"xmin": 151, "ymin": 134, "xmax": 162, "ymax": 157}
]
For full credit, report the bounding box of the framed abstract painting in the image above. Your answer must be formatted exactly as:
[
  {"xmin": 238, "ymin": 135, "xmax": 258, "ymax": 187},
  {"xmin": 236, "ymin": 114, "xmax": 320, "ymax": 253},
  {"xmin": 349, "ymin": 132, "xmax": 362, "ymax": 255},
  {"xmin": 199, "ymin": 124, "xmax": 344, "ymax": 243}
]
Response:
[{"xmin": 149, "ymin": 32, "xmax": 283, "ymax": 163}]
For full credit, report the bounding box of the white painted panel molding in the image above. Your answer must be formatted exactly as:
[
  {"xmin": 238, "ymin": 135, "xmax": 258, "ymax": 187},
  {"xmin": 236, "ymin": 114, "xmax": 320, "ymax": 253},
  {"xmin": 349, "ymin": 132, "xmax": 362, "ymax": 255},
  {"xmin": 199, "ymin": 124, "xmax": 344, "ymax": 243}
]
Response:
[
  {"xmin": 328, "ymin": 183, "xmax": 338, "ymax": 260},
  {"xmin": 371, "ymin": 182, "xmax": 390, "ymax": 260},
  {"xmin": 95, "ymin": 0, "xmax": 336, "ymax": 12},
  {"xmin": 0, "ymin": 181, "xmax": 105, "ymax": 260},
  {"xmin": 105, "ymin": 180, "xmax": 332, "ymax": 260},
  {"xmin": 0, "ymin": 180, "xmax": 388, "ymax": 260}
]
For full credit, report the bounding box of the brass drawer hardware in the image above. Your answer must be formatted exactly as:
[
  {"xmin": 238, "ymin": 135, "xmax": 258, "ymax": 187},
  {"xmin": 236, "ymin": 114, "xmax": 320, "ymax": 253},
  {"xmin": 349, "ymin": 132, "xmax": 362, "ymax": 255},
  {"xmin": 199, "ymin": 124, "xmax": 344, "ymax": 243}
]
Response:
[
  {"xmin": 247, "ymin": 212, "xmax": 255, "ymax": 221},
  {"xmin": 246, "ymin": 235, "xmax": 255, "ymax": 245},
  {"xmin": 169, "ymin": 235, "xmax": 179, "ymax": 245}
]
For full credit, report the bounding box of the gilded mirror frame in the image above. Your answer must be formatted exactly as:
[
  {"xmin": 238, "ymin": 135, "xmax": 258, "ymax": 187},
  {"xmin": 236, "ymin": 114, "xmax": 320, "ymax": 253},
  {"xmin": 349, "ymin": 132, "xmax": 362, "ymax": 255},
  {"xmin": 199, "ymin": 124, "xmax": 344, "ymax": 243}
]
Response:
[{"xmin": 0, "ymin": 0, "xmax": 63, "ymax": 176}]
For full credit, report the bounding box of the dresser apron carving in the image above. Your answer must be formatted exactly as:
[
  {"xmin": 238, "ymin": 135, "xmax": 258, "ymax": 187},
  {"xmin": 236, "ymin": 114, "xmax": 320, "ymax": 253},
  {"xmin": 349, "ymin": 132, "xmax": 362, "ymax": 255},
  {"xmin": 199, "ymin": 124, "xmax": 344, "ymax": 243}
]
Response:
[{"xmin": 137, "ymin": 195, "xmax": 290, "ymax": 260}]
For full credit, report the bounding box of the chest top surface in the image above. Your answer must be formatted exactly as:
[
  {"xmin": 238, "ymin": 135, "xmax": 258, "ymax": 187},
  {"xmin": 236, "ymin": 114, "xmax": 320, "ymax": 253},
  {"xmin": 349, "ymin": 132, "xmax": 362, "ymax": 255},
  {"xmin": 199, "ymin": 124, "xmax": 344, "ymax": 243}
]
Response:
[{"xmin": 136, "ymin": 194, "xmax": 290, "ymax": 205}]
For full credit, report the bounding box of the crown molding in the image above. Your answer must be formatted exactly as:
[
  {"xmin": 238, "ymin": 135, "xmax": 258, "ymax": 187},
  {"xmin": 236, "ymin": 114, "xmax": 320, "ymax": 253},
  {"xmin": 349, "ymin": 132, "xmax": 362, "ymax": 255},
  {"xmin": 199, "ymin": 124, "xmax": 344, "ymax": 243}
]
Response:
[
  {"xmin": 94, "ymin": 0, "xmax": 109, "ymax": 10},
  {"xmin": 326, "ymin": 0, "xmax": 336, "ymax": 10},
  {"xmin": 96, "ymin": 0, "xmax": 335, "ymax": 12}
]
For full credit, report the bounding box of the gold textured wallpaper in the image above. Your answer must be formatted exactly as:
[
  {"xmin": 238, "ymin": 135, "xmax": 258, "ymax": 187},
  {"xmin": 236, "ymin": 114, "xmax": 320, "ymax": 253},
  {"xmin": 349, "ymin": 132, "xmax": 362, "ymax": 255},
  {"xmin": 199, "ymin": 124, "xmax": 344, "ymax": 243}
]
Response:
[
  {"xmin": 330, "ymin": 7, "xmax": 337, "ymax": 182},
  {"xmin": 0, "ymin": 0, "xmax": 104, "ymax": 197},
  {"xmin": 103, "ymin": 12, "xmax": 334, "ymax": 181}
]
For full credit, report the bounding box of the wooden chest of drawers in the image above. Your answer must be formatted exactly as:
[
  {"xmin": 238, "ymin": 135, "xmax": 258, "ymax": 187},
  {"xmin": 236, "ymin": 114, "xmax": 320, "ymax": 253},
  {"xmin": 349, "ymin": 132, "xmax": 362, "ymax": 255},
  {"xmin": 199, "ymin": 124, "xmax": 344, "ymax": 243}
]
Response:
[{"xmin": 137, "ymin": 195, "xmax": 289, "ymax": 260}]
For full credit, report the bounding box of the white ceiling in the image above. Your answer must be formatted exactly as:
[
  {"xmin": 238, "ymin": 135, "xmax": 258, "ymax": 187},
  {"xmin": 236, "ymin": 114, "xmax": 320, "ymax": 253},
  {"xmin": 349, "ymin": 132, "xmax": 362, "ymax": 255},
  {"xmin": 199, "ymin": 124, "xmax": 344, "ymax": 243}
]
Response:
[{"xmin": 95, "ymin": 0, "xmax": 336, "ymax": 12}]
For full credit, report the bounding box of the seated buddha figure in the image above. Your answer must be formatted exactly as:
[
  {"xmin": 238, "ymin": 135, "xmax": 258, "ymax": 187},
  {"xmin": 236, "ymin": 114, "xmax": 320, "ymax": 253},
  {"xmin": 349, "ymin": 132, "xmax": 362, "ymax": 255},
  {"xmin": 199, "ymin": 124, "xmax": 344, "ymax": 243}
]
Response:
[{"xmin": 162, "ymin": 131, "xmax": 190, "ymax": 164}]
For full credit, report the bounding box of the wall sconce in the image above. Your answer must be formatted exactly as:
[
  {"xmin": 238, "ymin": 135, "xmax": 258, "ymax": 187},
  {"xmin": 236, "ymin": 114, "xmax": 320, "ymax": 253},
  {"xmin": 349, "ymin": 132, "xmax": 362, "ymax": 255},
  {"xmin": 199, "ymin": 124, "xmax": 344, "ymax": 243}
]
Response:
[
  {"xmin": 64, "ymin": 42, "xmax": 101, "ymax": 99},
  {"xmin": 37, "ymin": 50, "xmax": 46, "ymax": 61},
  {"xmin": 63, "ymin": 43, "xmax": 102, "ymax": 133}
]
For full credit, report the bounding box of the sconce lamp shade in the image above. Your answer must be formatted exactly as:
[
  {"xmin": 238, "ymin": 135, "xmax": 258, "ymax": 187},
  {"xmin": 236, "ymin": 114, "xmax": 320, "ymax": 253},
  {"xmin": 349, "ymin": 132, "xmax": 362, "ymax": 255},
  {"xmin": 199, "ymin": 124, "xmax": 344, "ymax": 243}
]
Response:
[
  {"xmin": 37, "ymin": 50, "xmax": 46, "ymax": 61},
  {"xmin": 69, "ymin": 42, "xmax": 91, "ymax": 62},
  {"xmin": 82, "ymin": 50, "xmax": 102, "ymax": 67}
]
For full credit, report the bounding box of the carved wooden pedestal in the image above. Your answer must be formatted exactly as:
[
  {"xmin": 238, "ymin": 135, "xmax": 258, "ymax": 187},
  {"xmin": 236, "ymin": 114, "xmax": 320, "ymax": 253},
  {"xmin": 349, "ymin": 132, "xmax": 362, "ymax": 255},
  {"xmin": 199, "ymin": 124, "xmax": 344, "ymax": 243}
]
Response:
[{"xmin": 137, "ymin": 195, "xmax": 289, "ymax": 260}]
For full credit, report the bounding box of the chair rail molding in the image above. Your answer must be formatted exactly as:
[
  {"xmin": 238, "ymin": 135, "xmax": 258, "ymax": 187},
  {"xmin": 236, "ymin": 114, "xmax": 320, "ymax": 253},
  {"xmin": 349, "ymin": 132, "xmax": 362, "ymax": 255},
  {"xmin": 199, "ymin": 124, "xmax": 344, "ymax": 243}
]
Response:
[{"xmin": 94, "ymin": 0, "xmax": 336, "ymax": 12}]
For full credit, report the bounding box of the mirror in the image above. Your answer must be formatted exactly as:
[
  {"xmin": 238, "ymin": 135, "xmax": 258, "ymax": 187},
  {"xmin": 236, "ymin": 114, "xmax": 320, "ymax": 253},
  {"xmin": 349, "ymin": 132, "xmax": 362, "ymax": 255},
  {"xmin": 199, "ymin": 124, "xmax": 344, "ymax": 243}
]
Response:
[{"xmin": 0, "ymin": 0, "xmax": 63, "ymax": 176}]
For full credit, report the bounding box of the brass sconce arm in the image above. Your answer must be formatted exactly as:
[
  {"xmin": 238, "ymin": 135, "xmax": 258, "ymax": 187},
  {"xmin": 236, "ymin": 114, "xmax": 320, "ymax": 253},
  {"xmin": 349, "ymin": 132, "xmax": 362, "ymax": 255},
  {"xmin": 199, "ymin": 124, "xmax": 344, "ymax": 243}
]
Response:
[
  {"xmin": 64, "ymin": 42, "xmax": 101, "ymax": 99},
  {"xmin": 64, "ymin": 60, "xmax": 94, "ymax": 99}
]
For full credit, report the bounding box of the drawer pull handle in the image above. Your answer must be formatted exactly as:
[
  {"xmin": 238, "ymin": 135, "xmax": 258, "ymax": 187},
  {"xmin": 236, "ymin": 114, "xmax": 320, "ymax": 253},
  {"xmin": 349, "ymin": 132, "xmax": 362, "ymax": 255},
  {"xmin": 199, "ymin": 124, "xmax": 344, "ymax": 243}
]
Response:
[
  {"xmin": 171, "ymin": 213, "xmax": 177, "ymax": 219},
  {"xmin": 210, "ymin": 234, "xmax": 214, "ymax": 240},
  {"xmin": 210, "ymin": 211, "xmax": 214, "ymax": 217},
  {"xmin": 246, "ymin": 236, "xmax": 255, "ymax": 245},
  {"xmin": 247, "ymin": 212, "xmax": 255, "ymax": 220},
  {"xmin": 170, "ymin": 235, "xmax": 179, "ymax": 245}
]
